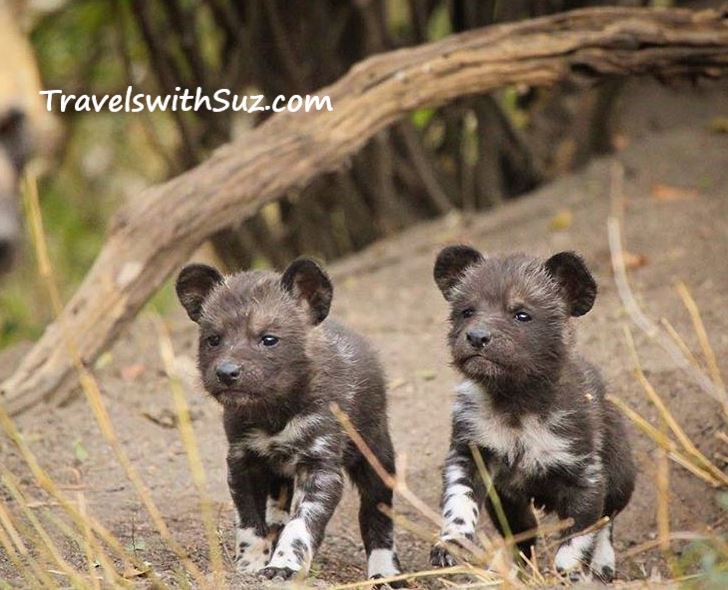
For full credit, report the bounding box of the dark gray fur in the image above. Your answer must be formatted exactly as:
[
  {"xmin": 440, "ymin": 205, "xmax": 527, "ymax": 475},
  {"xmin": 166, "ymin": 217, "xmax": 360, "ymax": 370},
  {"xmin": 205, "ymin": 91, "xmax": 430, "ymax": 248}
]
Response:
[
  {"xmin": 176, "ymin": 258, "xmax": 404, "ymax": 585},
  {"xmin": 430, "ymin": 245, "xmax": 635, "ymax": 582}
]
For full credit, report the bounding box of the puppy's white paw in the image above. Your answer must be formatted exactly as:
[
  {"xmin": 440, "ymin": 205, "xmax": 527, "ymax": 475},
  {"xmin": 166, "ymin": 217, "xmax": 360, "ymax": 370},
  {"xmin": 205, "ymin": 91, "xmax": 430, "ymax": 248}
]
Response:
[
  {"xmin": 555, "ymin": 532, "xmax": 595, "ymax": 579},
  {"xmin": 589, "ymin": 525, "xmax": 616, "ymax": 582},
  {"xmin": 235, "ymin": 527, "xmax": 271, "ymax": 572}
]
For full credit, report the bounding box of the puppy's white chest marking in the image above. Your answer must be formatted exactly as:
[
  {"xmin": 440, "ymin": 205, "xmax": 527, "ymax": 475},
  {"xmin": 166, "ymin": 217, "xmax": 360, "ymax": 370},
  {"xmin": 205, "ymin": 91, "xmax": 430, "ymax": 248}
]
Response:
[
  {"xmin": 239, "ymin": 414, "xmax": 323, "ymax": 456},
  {"xmin": 229, "ymin": 414, "xmax": 326, "ymax": 475},
  {"xmin": 456, "ymin": 380, "xmax": 580, "ymax": 472}
]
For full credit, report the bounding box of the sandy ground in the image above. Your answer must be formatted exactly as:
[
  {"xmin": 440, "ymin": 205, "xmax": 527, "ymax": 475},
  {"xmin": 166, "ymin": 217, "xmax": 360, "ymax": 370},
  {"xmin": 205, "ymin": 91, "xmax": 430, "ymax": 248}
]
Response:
[{"xmin": 0, "ymin": 79, "xmax": 727, "ymax": 588}]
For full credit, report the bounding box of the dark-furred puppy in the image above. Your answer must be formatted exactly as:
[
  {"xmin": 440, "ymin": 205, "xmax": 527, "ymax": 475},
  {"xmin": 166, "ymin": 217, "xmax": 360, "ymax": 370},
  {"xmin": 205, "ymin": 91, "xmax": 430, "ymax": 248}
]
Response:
[
  {"xmin": 429, "ymin": 246, "xmax": 635, "ymax": 581},
  {"xmin": 176, "ymin": 259, "xmax": 404, "ymax": 584}
]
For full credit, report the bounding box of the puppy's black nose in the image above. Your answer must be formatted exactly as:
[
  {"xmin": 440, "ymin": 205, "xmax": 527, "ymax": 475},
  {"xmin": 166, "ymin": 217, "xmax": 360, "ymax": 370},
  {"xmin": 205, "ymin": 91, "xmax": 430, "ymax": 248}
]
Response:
[
  {"xmin": 216, "ymin": 362, "xmax": 241, "ymax": 385},
  {"xmin": 466, "ymin": 329, "xmax": 492, "ymax": 348}
]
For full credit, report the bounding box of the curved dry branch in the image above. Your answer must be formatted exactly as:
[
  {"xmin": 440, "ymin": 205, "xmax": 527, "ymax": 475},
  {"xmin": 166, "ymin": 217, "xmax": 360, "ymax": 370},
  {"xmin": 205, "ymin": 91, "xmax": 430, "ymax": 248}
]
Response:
[{"xmin": 3, "ymin": 6, "xmax": 728, "ymax": 414}]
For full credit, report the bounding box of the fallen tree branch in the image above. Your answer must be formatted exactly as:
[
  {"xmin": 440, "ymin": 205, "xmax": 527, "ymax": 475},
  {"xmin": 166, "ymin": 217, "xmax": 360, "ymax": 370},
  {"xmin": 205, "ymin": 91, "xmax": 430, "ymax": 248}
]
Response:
[{"xmin": 3, "ymin": 6, "xmax": 728, "ymax": 414}]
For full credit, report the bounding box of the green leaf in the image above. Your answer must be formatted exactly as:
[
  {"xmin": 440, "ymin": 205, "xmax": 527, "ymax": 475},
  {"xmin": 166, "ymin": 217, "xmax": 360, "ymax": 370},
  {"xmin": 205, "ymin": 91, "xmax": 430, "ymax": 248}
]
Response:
[
  {"xmin": 74, "ymin": 439, "xmax": 89, "ymax": 463},
  {"xmin": 411, "ymin": 108, "xmax": 435, "ymax": 129}
]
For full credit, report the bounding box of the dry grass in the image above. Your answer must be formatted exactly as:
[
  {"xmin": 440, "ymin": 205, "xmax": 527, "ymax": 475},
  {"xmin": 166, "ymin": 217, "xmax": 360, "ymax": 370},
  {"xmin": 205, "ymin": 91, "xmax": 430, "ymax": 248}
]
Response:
[
  {"xmin": 0, "ymin": 168, "xmax": 725, "ymax": 588},
  {"xmin": 606, "ymin": 162, "xmax": 728, "ymax": 587}
]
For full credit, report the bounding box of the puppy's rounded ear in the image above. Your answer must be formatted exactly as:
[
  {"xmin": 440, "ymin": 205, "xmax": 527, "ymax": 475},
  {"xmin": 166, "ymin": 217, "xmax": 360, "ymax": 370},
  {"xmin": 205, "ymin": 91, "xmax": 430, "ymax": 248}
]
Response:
[
  {"xmin": 433, "ymin": 245, "xmax": 484, "ymax": 301},
  {"xmin": 175, "ymin": 264, "xmax": 224, "ymax": 322},
  {"xmin": 281, "ymin": 258, "xmax": 333, "ymax": 325},
  {"xmin": 545, "ymin": 252, "xmax": 597, "ymax": 317}
]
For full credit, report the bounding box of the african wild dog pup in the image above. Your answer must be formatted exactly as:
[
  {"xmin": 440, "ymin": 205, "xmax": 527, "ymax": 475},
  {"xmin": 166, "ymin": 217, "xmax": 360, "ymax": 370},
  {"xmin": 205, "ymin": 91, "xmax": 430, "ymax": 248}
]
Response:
[
  {"xmin": 429, "ymin": 246, "xmax": 635, "ymax": 581},
  {"xmin": 176, "ymin": 259, "xmax": 404, "ymax": 584}
]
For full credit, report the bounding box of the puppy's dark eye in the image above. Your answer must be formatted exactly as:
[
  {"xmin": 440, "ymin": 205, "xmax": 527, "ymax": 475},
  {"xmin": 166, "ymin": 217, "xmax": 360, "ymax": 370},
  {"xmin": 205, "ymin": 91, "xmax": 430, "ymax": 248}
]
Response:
[
  {"xmin": 514, "ymin": 311, "xmax": 532, "ymax": 322},
  {"xmin": 261, "ymin": 335, "xmax": 279, "ymax": 347},
  {"xmin": 206, "ymin": 334, "xmax": 221, "ymax": 347},
  {"xmin": 461, "ymin": 308, "xmax": 475, "ymax": 319}
]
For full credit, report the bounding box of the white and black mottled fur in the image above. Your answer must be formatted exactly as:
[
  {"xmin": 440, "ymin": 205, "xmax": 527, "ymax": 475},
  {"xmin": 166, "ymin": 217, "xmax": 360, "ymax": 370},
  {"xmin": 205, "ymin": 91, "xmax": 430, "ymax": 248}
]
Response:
[
  {"xmin": 176, "ymin": 258, "xmax": 405, "ymax": 585},
  {"xmin": 430, "ymin": 246, "xmax": 635, "ymax": 582}
]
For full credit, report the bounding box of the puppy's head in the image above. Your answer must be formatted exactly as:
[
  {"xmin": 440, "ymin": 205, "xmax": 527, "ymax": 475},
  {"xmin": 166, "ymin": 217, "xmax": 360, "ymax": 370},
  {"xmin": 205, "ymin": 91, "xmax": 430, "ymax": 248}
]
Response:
[
  {"xmin": 434, "ymin": 245, "xmax": 596, "ymax": 383},
  {"xmin": 176, "ymin": 258, "xmax": 332, "ymax": 410}
]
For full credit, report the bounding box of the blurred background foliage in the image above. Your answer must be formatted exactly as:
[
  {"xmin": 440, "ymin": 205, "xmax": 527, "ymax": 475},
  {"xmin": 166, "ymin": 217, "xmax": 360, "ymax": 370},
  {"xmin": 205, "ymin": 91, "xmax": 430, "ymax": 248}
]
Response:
[{"xmin": 1, "ymin": 0, "xmax": 675, "ymax": 346}]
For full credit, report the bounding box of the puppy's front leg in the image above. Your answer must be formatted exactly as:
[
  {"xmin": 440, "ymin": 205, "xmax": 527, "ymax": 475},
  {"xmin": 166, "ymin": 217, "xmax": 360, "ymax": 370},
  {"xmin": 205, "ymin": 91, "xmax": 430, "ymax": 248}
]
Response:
[
  {"xmin": 266, "ymin": 476, "xmax": 293, "ymax": 549},
  {"xmin": 227, "ymin": 452, "xmax": 272, "ymax": 573},
  {"xmin": 260, "ymin": 463, "xmax": 344, "ymax": 580},
  {"xmin": 431, "ymin": 443, "xmax": 483, "ymax": 567},
  {"xmin": 554, "ymin": 486, "xmax": 605, "ymax": 580}
]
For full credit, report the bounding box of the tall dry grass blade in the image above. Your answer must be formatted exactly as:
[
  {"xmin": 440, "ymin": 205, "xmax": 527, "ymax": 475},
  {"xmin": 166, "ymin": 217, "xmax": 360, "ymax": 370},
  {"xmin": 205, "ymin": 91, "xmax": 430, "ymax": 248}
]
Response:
[
  {"xmin": 0, "ymin": 494, "xmax": 27, "ymax": 555},
  {"xmin": 530, "ymin": 503, "xmax": 550, "ymax": 581},
  {"xmin": 329, "ymin": 564, "xmax": 500, "ymax": 589},
  {"xmin": 659, "ymin": 318, "xmax": 701, "ymax": 369},
  {"xmin": 355, "ymin": 430, "xmax": 569, "ymax": 587},
  {"xmin": 153, "ymin": 314, "xmax": 224, "ymax": 582},
  {"xmin": 0, "ymin": 515, "xmax": 19, "ymax": 563},
  {"xmin": 0, "ymin": 499, "xmax": 55, "ymax": 589},
  {"xmin": 0, "ymin": 406, "xmax": 157, "ymax": 584},
  {"xmin": 655, "ymin": 425, "xmax": 679, "ymax": 578},
  {"xmin": 605, "ymin": 396, "xmax": 720, "ymax": 487},
  {"xmin": 623, "ymin": 327, "xmax": 728, "ymax": 487},
  {"xmin": 377, "ymin": 503, "xmax": 438, "ymax": 545},
  {"xmin": 0, "ymin": 518, "xmax": 25, "ymax": 571},
  {"xmin": 466, "ymin": 447, "xmax": 539, "ymax": 587},
  {"xmin": 542, "ymin": 517, "xmax": 607, "ymax": 553},
  {"xmin": 331, "ymin": 403, "xmax": 495, "ymax": 578},
  {"xmin": 330, "ymin": 402, "xmax": 441, "ymax": 526},
  {"xmin": 77, "ymin": 492, "xmax": 101, "ymax": 590},
  {"xmin": 675, "ymin": 281, "xmax": 727, "ymax": 395},
  {"xmin": 21, "ymin": 172, "xmax": 205, "ymax": 588},
  {"xmin": 469, "ymin": 443, "xmax": 526, "ymax": 587},
  {"xmin": 0, "ymin": 541, "xmax": 52, "ymax": 590},
  {"xmin": 623, "ymin": 531, "xmax": 726, "ymax": 559},
  {"xmin": 1, "ymin": 469, "xmax": 89, "ymax": 589},
  {"xmin": 42, "ymin": 507, "xmax": 127, "ymax": 588},
  {"xmin": 636, "ymin": 370, "xmax": 727, "ymax": 487},
  {"xmin": 78, "ymin": 368, "xmax": 207, "ymax": 586},
  {"xmin": 1, "ymin": 475, "xmax": 75, "ymax": 587},
  {"xmin": 470, "ymin": 444, "xmax": 512, "ymax": 542},
  {"xmin": 521, "ymin": 551, "xmax": 546, "ymax": 587},
  {"xmin": 377, "ymin": 502, "xmax": 492, "ymax": 574},
  {"xmin": 21, "ymin": 172, "xmax": 62, "ymax": 317},
  {"xmin": 606, "ymin": 163, "xmax": 728, "ymax": 410}
]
